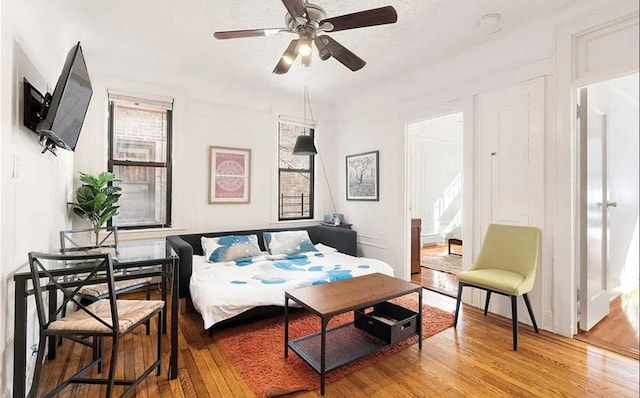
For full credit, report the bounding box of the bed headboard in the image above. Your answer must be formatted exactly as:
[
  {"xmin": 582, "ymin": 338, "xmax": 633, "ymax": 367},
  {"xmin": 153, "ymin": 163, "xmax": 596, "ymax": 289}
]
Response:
[{"xmin": 166, "ymin": 224, "xmax": 357, "ymax": 299}]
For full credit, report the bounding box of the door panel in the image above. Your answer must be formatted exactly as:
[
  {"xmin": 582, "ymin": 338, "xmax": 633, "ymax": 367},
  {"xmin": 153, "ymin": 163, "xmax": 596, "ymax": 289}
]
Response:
[
  {"xmin": 579, "ymin": 86, "xmax": 610, "ymax": 331},
  {"xmin": 478, "ymin": 77, "xmax": 544, "ymax": 322}
]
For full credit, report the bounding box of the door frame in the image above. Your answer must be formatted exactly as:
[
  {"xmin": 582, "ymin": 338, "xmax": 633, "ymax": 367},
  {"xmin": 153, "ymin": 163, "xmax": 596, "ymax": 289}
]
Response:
[
  {"xmin": 403, "ymin": 97, "xmax": 474, "ymax": 281},
  {"xmin": 554, "ymin": 5, "xmax": 639, "ymax": 337}
]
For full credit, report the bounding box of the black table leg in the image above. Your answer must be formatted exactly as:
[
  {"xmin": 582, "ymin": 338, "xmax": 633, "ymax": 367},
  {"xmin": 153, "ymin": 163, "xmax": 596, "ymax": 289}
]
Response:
[
  {"xmin": 161, "ymin": 262, "xmax": 168, "ymax": 334},
  {"xmin": 284, "ymin": 296, "xmax": 289, "ymax": 358},
  {"xmin": 320, "ymin": 317, "xmax": 328, "ymax": 396},
  {"xmin": 418, "ymin": 290, "xmax": 423, "ymax": 350},
  {"xmin": 14, "ymin": 277, "xmax": 28, "ymax": 398},
  {"xmin": 47, "ymin": 284, "xmax": 57, "ymax": 360},
  {"xmin": 169, "ymin": 257, "xmax": 179, "ymax": 380}
]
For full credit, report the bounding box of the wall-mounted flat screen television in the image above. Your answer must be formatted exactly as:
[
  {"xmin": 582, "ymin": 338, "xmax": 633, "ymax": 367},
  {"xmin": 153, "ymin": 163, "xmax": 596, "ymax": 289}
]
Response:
[{"xmin": 23, "ymin": 42, "xmax": 92, "ymax": 154}]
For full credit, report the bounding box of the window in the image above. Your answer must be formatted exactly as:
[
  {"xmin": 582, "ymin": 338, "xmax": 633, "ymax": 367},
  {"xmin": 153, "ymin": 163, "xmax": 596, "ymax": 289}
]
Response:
[
  {"xmin": 278, "ymin": 119, "xmax": 314, "ymax": 220},
  {"xmin": 108, "ymin": 94, "xmax": 172, "ymax": 228}
]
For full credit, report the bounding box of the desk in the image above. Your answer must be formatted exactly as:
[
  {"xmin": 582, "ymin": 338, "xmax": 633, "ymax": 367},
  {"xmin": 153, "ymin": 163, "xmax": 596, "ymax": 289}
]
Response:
[{"xmin": 12, "ymin": 240, "xmax": 179, "ymax": 398}]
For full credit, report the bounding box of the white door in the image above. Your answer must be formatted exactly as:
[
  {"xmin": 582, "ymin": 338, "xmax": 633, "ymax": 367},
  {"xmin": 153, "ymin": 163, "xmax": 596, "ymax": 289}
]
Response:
[
  {"xmin": 480, "ymin": 77, "xmax": 544, "ymax": 230},
  {"xmin": 578, "ymin": 86, "xmax": 610, "ymax": 331},
  {"xmin": 477, "ymin": 77, "xmax": 544, "ymax": 321}
]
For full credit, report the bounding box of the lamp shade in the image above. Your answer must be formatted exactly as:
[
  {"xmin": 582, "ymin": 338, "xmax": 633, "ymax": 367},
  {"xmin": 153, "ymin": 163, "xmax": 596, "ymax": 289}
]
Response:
[{"xmin": 292, "ymin": 135, "xmax": 317, "ymax": 156}]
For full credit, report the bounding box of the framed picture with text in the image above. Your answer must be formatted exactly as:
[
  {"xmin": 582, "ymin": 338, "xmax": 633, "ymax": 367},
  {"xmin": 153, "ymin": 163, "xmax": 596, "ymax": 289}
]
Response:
[
  {"xmin": 346, "ymin": 150, "xmax": 379, "ymax": 201},
  {"xmin": 208, "ymin": 146, "xmax": 251, "ymax": 203}
]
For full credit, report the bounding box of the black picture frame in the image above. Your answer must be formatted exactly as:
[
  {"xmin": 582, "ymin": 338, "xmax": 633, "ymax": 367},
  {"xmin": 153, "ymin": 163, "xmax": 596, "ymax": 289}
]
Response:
[{"xmin": 346, "ymin": 150, "xmax": 379, "ymax": 201}]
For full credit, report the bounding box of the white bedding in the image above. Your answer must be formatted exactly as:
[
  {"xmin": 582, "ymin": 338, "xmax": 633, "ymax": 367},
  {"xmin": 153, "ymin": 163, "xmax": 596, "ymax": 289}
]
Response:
[{"xmin": 189, "ymin": 249, "xmax": 394, "ymax": 329}]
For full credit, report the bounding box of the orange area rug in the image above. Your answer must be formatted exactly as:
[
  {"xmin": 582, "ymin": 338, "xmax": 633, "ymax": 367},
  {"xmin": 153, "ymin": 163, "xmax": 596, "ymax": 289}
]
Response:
[{"xmin": 213, "ymin": 295, "xmax": 454, "ymax": 397}]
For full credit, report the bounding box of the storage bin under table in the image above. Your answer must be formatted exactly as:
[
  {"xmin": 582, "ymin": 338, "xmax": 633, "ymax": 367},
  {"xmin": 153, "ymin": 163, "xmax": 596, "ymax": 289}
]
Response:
[
  {"xmin": 284, "ymin": 273, "xmax": 422, "ymax": 396},
  {"xmin": 354, "ymin": 301, "xmax": 418, "ymax": 344}
]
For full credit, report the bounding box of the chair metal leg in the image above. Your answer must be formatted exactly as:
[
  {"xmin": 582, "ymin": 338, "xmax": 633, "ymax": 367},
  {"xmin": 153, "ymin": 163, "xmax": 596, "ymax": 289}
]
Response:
[
  {"xmin": 523, "ymin": 293, "xmax": 539, "ymax": 333},
  {"xmin": 146, "ymin": 284, "xmax": 152, "ymax": 335},
  {"xmin": 511, "ymin": 295, "xmax": 518, "ymax": 351},
  {"xmin": 454, "ymin": 283, "xmax": 463, "ymax": 328},
  {"xmin": 98, "ymin": 336, "xmax": 104, "ymax": 373},
  {"xmin": 484, "ymin": 291, "xmax": 492, "ymax": 315},
  {"xmin": 28, "ymin": 334, "xmax": 47, "ymax": 398},
  {"xmin": 157, "ymin": 311, "xmax": 163, "ymax": 376},
  {"xmin": 106, "ymin": 337, "xmax": 119, "ymax": 398}
]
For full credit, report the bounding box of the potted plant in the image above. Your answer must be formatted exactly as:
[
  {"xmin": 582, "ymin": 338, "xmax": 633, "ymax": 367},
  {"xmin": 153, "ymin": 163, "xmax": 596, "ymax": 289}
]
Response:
[{"xmin": 68, "ymin": 171, "xmax": 122, "ymax": 247}]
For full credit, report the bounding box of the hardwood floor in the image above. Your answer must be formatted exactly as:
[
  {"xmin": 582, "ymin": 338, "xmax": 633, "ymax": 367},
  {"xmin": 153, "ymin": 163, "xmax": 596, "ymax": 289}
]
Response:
[
  {"xmin": 35, "ymin": 288, "xmax": 639, "ymax": 397},
  {"xmin": 412, "ymin": 244, "xmax": 460, "ymax": 297},
  {"xmin": 575, "ymin": 288, "xmax": 639, "ymax": 360}
]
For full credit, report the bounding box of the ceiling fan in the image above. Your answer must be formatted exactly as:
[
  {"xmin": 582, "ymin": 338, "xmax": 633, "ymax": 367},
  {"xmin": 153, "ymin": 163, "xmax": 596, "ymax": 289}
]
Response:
[{"xmin": 213, "ymin": 0, "xmax": 398, "ymax": 74}]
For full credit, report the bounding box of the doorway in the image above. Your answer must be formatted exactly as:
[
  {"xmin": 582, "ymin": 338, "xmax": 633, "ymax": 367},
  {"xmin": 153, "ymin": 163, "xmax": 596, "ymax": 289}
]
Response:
[
  {"xmin": 408, "ymin": 112, "xmax": 463, "ymax": 298},
  {"xmin": 575, "ymin": 72, "xmax": 639, "ymax": 359}
]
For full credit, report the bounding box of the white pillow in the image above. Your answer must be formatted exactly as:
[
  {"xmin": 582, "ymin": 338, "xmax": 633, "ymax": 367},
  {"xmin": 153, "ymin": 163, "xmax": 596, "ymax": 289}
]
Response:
[
  {"xmin": 263, "ymin": 230, "xmax": 318, "ymax": 255},
  {"xmin": 201, "ymin": 235, "xmax": 261, "ymax": 263}
]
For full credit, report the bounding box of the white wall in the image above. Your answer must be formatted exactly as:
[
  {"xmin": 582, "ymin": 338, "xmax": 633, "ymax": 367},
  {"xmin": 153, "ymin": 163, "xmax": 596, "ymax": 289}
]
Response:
[
  {"xmin": 75, "ymin": 74, "xmax": 337, "ymax": 239},
  {"xmin": 597, "ymin": 74, "xmax": 640, "ymax": 293},
  {"xmin": 329, "ymin": 1, "xmax": 638, "ymax": 334},
  {"xmin": 1, "ymin": 0, "xmax": 78, "ymax": 395},
  {"xmin": 408, "ymin": 113, "xmax": 463, "ymax": 245}
]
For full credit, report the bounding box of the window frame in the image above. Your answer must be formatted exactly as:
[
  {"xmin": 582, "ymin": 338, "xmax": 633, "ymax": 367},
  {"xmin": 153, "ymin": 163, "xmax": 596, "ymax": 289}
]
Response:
[
  {"xmin": 277, "ymin": 120, "xmax": 315, "ymax": 221},
  {"xmin": 107, "ymin": 99, "xmax": 173, "ymax": 229}
]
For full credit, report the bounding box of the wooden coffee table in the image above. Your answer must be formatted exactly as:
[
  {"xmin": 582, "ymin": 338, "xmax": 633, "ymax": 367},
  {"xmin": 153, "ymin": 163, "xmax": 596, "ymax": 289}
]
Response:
[{"xmin": 284, "ymin": 273, "xmax": 422, "ymax": 395}]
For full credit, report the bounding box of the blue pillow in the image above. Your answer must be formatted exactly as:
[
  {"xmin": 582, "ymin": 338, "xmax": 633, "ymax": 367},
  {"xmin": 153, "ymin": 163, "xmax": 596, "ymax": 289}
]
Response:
[
  {"xmin": 263, "ymin": 230, "xmax": 318, "ymax": 255},
  {"xmin": 201, "ymin": 235, "xmax": 261, "ymax": 263}
]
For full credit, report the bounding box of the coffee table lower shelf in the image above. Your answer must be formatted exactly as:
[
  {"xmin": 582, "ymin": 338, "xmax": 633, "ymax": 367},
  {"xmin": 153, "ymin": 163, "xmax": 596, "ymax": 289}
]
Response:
[{"xmin": 288, "ymin": 322, "xmax": 403, "ymax": 373}]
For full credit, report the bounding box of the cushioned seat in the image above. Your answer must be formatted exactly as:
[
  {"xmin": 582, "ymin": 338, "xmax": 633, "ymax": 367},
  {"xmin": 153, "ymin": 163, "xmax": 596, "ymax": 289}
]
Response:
[
  {"xmin": 456, "ymin": 269, "xmax": 525, "ymax": 296},
  {"xmin": 454, "ymin": 223, "xmax": 541, "ymax": 351},
  {"xmin": 49, "ymin": 299, "xmax": 164, "ymax": 333}
]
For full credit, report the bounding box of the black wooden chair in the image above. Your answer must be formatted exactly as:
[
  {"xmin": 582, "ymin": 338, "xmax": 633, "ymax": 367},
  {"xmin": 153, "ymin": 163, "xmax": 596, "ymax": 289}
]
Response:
[{"xmin": 28, "ymin": 251, "xmax": 164, "ymax": 398}]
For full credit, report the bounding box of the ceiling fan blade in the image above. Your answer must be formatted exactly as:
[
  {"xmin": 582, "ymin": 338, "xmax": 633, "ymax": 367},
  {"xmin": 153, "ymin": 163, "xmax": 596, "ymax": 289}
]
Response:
[
  {"xmin": 318, "ymin": 35, "xmax": 366, "ymax": 71},
  {"xmin": 320, "ymin": 6, "xmax": 397, "ymax": 32},
  {"xmin": 273, "ymin": 39, "xmax": 300, "ymax": 74},
  {"xmin": 281, "ymin": 0, "xmax": 307, "ymax": 20},
  {"xmin": 214, "ymin": 28, "xmax": 287, "ymax": 39}
]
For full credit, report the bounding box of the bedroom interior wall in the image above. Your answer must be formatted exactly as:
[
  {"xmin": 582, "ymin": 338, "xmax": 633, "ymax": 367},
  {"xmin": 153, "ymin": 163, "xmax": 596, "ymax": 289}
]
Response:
[
  {"xmin": 0, "ymin": 0, "xmax": 76, "ymax": 395},
  {"xmin": 330, "ymin": 6, "xmax": 560, "ymax": 279},
  {"xmin": 408, "ymin": 114, "xmax": 463, "ymax": 246},
  {"xmin": 590, "ymin": 74, "xmax": 640, "ymax": 295},
  {"xmin": 75, "ymin": 74, "xmax": 337, "ymax": 239},
  {"xmin": 604, "ymin": 74, "xmax": 639, "ymax": 295},
  {"xmin": 329, "ymin": 0, "xmax": 637, "ymax": 334}
]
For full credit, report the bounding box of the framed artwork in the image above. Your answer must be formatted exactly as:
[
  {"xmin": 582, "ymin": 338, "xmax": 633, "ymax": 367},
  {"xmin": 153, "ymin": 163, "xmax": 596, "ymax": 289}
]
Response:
[
  {"xmin": 346, "ymin": 150, "xmax": 379, "ymax": 201},
  {"xmin": 208, "ymin": 146, "xmax": 251, "ymax": 203}
]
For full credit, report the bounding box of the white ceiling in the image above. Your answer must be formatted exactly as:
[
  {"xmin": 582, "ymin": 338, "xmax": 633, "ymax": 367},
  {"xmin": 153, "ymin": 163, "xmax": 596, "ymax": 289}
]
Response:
[{"xmin": 60, "ymin": 0, "xmax": 579, "ymax": 102}]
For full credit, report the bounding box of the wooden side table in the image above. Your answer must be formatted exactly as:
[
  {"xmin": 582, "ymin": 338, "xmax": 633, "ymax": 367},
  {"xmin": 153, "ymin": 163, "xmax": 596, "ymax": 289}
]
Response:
[
  {"xmin": 448, "ymin": 238, "xmax": 463, "ymax": 256},
  {"xmin": 411, "ymin": 219, "xmax": 421, "ymax": 274},
  {"xmin": 320, "ymin": 222, "xmax": 352, "ymax": 229}
]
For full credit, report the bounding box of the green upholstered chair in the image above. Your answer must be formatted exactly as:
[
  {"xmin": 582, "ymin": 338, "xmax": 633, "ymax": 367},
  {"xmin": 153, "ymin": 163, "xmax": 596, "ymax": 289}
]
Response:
[{"xmin": 454, "ymin": 223, "xmax": 541, "ymax": 351}]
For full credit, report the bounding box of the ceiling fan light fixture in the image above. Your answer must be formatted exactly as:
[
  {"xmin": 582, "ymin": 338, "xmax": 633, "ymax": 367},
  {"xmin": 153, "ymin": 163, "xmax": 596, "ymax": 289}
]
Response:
[
  {"xmin": 214, "ymin": 3, "xmax": 399, "ymax": 74},
  {"xmin": 301, "ymin": 54, "xmax": 312, "ymax": 67},
  {"xmin": 315, "ymin": 37, "xmax": 332, "ymax": 60},
  {"xmin": 318, "ymin": 48, "xmax": 331, "ymax": 60},
  {"xmin": 282, "ymin": 54, "xmax": 295, "ymax": 65},
  {"xmin": 298, "ymin": 40, "xmax": 312, "ymax": 56}
]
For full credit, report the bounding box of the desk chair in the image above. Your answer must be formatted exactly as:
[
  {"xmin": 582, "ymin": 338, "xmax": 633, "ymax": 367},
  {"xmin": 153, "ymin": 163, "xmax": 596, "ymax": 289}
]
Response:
[
  {"xmin": 454, "ymin": 223, "xmax": 541, "ymax": 351},
  {"xmin": 28, "ymin": 252, "xmax": 163, "ymax": 398},
  {"xmin": 60, "ymin": 227, "xmax": 153, "ymax": 334}
]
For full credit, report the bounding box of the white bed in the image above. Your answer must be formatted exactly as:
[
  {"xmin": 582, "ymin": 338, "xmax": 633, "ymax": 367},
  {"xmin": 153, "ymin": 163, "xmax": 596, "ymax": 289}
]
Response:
[{"xmin": 189, "ymin": 246, "xmax": 394, "ymax": 329}]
